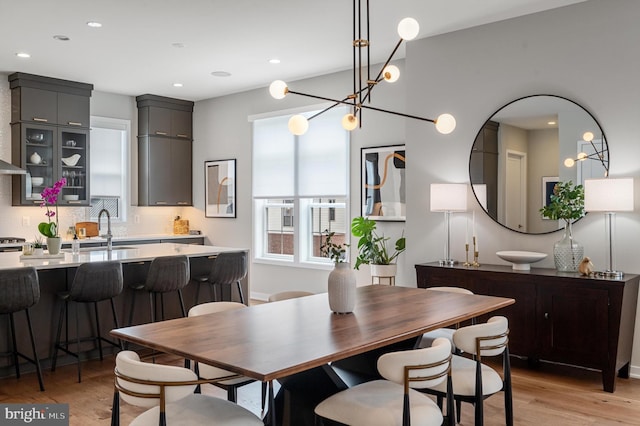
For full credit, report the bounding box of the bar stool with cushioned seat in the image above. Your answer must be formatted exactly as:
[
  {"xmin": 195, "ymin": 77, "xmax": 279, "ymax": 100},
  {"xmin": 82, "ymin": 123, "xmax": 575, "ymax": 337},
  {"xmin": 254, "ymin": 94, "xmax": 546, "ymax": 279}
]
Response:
[
  {"xmin": 193, "ymin": 251, "xmax": 247, "ymax": 305},
  {"xmin": 0, "ymin": 267, "xmax": 45, "ymax": 391},
  {"xmin": 51, "ymin": 260, "xmax": 124, "ymax": 383},
  {"xmin": 128, "ymin": 255, "xmax": 190, "ymax": 325}
]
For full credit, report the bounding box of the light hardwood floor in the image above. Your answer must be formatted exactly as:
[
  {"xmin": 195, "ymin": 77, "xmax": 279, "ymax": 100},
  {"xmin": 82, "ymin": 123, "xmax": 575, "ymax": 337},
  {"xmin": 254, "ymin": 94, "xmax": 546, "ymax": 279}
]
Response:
[{"xmin": 1, "ymin": 353, "xmax": 639, "ymax": 425}]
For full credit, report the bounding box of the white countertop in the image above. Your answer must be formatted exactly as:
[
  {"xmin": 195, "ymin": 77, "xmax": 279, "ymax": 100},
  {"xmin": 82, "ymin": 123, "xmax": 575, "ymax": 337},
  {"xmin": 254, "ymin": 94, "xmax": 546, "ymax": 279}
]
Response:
[
  {"xmin": 0, "ymin": 233, "xmax": 204, "ymax": 250},
  {"xmin": 0, "ymin": 243, "xmax": 246, "ymax": 270}
]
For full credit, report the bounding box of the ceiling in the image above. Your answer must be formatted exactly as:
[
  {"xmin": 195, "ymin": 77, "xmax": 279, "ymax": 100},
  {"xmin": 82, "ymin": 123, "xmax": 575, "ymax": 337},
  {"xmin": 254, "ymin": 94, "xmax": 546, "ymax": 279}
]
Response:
[{"xmin": 0, "ymin": 0, "xmax": 586, "ymax": 102}]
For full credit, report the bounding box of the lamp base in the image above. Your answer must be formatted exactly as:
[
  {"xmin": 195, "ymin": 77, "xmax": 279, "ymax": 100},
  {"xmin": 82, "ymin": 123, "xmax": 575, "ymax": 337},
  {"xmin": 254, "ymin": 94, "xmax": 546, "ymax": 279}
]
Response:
[
  {"xmin": 438, "ymin": 259, "xmax": 458, "ymax": 267},
  {"xmin": 595, "ymin": 270, "xmax": 625, "ymax": 279}
]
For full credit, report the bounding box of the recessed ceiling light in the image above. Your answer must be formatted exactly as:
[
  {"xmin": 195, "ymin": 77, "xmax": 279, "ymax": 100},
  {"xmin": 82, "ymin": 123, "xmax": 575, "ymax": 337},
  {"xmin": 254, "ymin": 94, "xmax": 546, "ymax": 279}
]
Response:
[
  {"xmin": 53, "ymin": 35, "xmax": 70, "ymax": 41},
  {"xmin": 211, "ymin": 71, "xmax": 232, "ymax": 77},
  {"xmin": 172, "ymin": 42, "xmax": 185, "ymax": 48},
  {"xmin": 87, "ymin": 21, "xmax": 102, "ymax": 28},
  {"xmin": 269, "ymin": 58, "xmax": 281, "ymax": 64},
  {"xmin": 548, "ymin": 121, "xmax": 557, "ymax": 125},
  {"xmin": 16, "ymin": 52, "xmax": 31, "ymax": 58},
  {"xmin": 173, "ymin": 83, "xmax": 183, "ymax": 87}
]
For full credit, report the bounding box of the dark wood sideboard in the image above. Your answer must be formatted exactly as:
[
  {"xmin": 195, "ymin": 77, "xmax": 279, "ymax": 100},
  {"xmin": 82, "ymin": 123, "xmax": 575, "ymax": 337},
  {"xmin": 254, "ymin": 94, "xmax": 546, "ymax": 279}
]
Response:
[{"xmin": 415, "ymin": 262, "xmax": 639, "ymax": 393}]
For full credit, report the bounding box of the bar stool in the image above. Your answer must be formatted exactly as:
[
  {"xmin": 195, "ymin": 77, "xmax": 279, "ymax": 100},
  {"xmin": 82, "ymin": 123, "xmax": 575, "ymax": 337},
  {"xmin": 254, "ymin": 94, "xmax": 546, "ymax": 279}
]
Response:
[
  {"xmin": 193, "ymin": 251, "xmax": 247, "ymax": 305},
  {"xmin": 127, "ymin": 255, "xmax": 190, "ymax": 325},
  {"xmin": 51, "ymin": 261, "xmax": 124, "ymax": 383},
  {"xmin": 0, "ymin": 267, "xmax": 44, "ymax": 391}
]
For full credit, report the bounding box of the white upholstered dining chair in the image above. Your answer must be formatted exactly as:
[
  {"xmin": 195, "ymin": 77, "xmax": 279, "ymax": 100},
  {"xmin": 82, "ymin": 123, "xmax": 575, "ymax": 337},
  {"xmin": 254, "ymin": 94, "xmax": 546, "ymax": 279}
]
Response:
[
  {"xmin": 112, "ymin": 350, "xmax": 262, "ymax": 426},
  {"xmin": 314, "ymin": 337, "xmax": 454, "ymax": 426},
  {"xmin": 423, "ymin": 316, "xmax": 512, "ymax": 426}
]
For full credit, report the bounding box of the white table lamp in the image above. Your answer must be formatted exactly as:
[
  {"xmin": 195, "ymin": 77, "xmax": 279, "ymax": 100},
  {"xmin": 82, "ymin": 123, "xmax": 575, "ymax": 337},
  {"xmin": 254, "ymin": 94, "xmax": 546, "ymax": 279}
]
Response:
[
  {"xmin": 430, "ymin": 183, "xmax": 468, "ymax": 266},
  {"xmin": 584, "ymin": 178, "xmax": 634, "ymax": 278}
]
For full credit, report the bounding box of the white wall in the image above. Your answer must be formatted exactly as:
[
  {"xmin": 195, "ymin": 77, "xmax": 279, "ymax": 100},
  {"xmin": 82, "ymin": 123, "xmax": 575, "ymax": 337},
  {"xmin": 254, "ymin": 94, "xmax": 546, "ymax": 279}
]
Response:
[
  {"xmin": 192, "ymin": 62, "xmax": 409, "ymax": 298},
  {"xmin": 405, "ymin": 0, "xmax": 640, "ymax": 375}
]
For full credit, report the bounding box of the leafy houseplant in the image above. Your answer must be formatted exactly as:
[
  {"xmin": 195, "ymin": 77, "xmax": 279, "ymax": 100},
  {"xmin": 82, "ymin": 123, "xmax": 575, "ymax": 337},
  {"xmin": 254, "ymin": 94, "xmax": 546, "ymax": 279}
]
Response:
[
  {"xmin": 320, "ymin": 230, "xmax": 347, "ymax": 263},
  {"xmin": 539, "ymin": 180, "xmax": 585, "ymax": 271},
  {"xmin": 351, "ymin": 216, "xmax": 406, "ymax": 270},
  {"xmin": 38, "ymin": 178, "xmax": 66, "ymax": 238}
]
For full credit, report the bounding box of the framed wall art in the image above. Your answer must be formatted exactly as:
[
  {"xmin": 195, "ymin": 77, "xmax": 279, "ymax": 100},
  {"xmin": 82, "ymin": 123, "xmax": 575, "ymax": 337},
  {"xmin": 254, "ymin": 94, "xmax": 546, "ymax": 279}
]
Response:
[
  {"xmin": 361, "ymin": 144, "xmax": 406, "ymax": 221},
  {"xmin": 205, "ymin": 159, "xmax": 236, "ymax": 218},
  {"xmin": 542, "ymin": 176, "xmax": 559, "ymax": 214}
]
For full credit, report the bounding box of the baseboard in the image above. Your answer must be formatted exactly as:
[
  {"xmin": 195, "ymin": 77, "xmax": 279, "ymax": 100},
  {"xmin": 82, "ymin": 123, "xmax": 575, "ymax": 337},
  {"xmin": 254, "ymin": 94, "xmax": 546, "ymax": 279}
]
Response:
[{"xmin": 629, "ymin": 364, "xmax": 640, "ymax": 379}]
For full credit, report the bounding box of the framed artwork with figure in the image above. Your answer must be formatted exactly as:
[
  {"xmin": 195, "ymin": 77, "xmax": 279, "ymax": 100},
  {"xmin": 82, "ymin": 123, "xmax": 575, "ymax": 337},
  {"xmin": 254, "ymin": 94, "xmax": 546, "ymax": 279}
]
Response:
[
  {"xmin": 205, "ymin": 159, "xmax": 236, "ymax": 218},
  {"xmin": 542, "ymin": 176, "xmax": 559, "ymax": 217},
  {"xmin": 360, "ymin": 144, "xmax": 406, "ymax": 222}
]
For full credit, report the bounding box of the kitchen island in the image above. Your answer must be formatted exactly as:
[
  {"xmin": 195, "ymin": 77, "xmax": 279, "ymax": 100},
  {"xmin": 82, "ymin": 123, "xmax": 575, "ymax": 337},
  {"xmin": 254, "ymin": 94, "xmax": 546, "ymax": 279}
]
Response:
[{"xmin": 0, "ymin": 243, "xmax": 249, "ymax": 378}]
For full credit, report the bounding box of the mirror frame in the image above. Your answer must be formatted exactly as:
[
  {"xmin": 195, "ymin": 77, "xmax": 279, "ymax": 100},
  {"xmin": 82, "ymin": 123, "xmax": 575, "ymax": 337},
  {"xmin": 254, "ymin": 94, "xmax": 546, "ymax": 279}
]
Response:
[{"xmin": 469, "ymin": 94, "xmax": 609, "ymax": 235}]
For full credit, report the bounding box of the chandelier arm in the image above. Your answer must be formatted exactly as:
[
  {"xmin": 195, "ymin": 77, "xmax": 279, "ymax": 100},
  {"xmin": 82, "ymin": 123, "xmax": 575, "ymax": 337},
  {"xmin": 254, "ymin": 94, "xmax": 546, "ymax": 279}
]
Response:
[
  {"xmin": 359, "ymin": 103, "xmax": 436, "ymax": 123},
  {"xmin": 587, "ymin": 140, "xmax": 609, "ymax": 172},
  {"xmin": 361, "ymin": 38, "xmax": 403, "ymax": 105}
]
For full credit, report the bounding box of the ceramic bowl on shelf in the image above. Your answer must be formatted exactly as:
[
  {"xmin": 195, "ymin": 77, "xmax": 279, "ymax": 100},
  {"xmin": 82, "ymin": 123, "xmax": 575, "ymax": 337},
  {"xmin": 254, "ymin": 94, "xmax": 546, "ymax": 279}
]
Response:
[
  {"xmin": 31, "ymin": 177, "xmax": 44, "ymax": 186},
  {"xmin": 61, "ymin": 153, "xmax": 81, "ymax": 166},
  {"xmin": 496, "ymin": 251, "xmax": 548, "ymax": 271},
  {"xmin": 63, "ymin": 194, "xmax": 79, "ymax": 201}
]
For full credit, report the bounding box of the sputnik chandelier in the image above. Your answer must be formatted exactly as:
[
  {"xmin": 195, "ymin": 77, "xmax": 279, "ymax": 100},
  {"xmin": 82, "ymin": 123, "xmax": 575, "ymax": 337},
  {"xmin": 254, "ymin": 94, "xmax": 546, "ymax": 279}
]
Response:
[
  {"xmin": 563, "ymin": 131, "xmax": 609, "ymax": 176},
  {"xmin": 268, "ymin": 0, "xmax": 456, "ymax": 136}
]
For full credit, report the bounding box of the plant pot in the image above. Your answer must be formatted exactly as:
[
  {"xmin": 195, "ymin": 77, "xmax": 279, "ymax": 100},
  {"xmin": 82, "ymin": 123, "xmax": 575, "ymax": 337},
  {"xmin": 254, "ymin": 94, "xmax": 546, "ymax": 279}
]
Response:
[
  {"xmin": 370, "ymin": 264, "xmax": 397, "ymax": 285},
  {"xmin": 553, "ymin": 222, "xmax": 583, "ymax": 272},
  {"xmin": 328, "ymin": 262, "xmax": 356, "ymax": 314},
  {"xmin": 47, "ymin": 237, "xmax": 62, "ymax": 255},
  {"xmin": 33, "ymin": 248, "xmax": 44, "ymax": 256}
]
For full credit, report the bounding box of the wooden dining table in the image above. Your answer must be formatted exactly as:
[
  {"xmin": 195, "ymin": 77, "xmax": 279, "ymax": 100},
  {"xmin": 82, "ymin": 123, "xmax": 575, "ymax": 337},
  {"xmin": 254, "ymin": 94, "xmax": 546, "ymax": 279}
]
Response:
[{"xmin": 111, "ymin": 284, "xmax": 514, "ymax": 425}]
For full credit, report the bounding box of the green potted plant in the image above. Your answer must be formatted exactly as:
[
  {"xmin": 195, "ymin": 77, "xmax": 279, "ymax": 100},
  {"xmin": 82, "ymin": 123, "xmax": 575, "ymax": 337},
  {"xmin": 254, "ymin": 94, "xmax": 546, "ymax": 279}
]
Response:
[
  {"xmin": 539, "ymin": 180, "xmax": 585, "ymax": 271},
  {"xmin": 351, "ymin": 216, "xmax": 406, "ymax": 284},
  {"xmin": 32, "ymin": 236, "xmax": 44, "ymax": 256},
  {"xmin": 320, "ymin": 230, "xmax": 355, "ymax": 314}
]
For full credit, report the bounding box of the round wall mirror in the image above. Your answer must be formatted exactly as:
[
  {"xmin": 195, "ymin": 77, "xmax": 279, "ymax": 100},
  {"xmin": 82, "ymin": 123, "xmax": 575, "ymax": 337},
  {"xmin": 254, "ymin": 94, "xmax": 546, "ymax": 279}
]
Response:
[{"xmin": 469, "ymin": 95, "xmax": 609, "ymax": 234}]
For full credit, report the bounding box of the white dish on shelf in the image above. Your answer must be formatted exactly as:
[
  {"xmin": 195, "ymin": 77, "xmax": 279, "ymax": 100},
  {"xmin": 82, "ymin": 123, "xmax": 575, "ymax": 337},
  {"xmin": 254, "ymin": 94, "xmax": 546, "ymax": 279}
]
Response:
[
  {"xmin": 496, "ymin": 251, "xmax": 548, "ymax": 271},
  {"xmin": 61, "ymin": 153, "xmax": 81, "ymax": 166},
  {"xmin": 63, "ymin": 194, "xmax": 79, "ymax": 201},
  {"xmin": 31, "ymin": 177, "xmax": 44, "ymax": 186}
]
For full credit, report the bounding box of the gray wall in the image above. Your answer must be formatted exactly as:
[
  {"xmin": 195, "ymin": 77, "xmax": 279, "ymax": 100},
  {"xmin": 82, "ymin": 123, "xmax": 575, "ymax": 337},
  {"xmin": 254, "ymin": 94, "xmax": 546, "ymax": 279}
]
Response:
[{"xmin": 405, "ymin": 0, "xmax": 640, "ymax": 375}]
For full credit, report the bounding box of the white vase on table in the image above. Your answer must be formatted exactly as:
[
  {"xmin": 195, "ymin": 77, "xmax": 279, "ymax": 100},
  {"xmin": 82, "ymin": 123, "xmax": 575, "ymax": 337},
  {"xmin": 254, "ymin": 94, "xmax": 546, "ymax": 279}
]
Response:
[{"xmin": 328, "ymin": 262, "xmax": 356, "ymax": 314}]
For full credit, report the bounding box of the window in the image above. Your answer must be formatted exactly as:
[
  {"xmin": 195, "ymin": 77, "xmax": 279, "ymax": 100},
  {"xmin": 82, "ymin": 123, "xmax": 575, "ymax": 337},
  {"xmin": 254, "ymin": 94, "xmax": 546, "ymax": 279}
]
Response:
[
  {"xmin": 252, "ymin": 106, "xmax": 349, "ymax": 266},
  {"xmin": 89, "ymin": 117, "xmax": 130, "ymax": 221}
]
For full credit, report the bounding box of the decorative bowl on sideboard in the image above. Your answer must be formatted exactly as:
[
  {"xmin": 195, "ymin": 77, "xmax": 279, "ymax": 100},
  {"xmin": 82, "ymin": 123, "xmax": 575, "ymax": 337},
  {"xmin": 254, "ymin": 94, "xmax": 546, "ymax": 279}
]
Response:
[{"xmin": 496, "ymin": 250, "xmax": 548, "ymax": 271}]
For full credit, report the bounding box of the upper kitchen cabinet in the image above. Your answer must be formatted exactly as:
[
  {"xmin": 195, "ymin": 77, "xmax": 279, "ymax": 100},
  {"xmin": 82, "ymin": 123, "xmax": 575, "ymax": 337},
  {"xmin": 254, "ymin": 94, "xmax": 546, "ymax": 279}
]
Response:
[
  {"xmin": 8, "ymin": 73, "xmax": 93, "ymax": 206},
  {"xmin": 136, "ymin": 94, "xmax": 194, "ymax": 206},
  {"xmin": 137, "ymin": 94, "xmax": 193, "ymax": 139}
]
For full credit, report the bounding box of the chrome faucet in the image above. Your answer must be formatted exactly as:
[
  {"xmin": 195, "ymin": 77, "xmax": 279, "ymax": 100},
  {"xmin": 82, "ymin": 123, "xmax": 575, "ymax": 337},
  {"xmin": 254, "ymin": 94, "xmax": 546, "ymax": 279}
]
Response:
[{"xmin": 98, "ymin": 209, "xmax": 113, "ymax": 251}]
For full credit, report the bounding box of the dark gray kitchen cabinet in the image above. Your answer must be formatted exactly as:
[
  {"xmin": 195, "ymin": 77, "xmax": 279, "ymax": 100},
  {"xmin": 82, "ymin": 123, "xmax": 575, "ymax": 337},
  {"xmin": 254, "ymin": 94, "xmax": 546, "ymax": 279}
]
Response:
[
  {"xmin": 9, "ymin": 73, "xmax": 92, "ymax": 206},
  {"xmin": 137, "ymin": 95, "xmax": 193, "ymax": 206}
]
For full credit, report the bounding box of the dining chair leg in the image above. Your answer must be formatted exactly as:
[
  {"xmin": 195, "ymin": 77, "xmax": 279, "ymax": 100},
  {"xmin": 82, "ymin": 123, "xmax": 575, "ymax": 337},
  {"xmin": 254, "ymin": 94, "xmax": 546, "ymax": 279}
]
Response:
[
  {"xmin": 111, "ymin": 390, "xmax": 120, "ymax": 426},
  {"xmin": 177, "ymin": 289, "xmax": 186, "ymax": 317},
  {"xmin": 51, "ymin": 300, "xmax": 67, "ymax": 372},
  {"xmin": 75, "ymin": 302, "xmax": 82, "ymax": 382},
  {"xmin": 504, "ymin": 350, "xmax": 514, "ymax": 426},
  {"xmin": 227, "ymin": 387, "xmax": 237, "ymax": 403}
]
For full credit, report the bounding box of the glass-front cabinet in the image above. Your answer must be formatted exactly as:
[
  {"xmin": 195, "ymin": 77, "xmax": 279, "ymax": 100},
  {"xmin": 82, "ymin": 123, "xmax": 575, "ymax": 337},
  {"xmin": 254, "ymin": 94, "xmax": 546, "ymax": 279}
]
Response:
[{"xmin": 9, "ymin": 73, "xmax": 92, "ymax": 207}]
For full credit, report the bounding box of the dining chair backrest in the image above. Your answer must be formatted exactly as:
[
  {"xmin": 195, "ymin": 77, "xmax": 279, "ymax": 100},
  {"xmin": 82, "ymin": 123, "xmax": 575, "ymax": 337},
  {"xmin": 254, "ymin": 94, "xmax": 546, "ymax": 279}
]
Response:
[
  {"xmin": 115, "ymin": 350, "xmax": 197, "ymax": 408},
  {"xmin": 68, "ymin": 261, "xmax": 123, "ymax": 303},
  {"xmin": 208, "ymin": 251, "xmax": 248, "ymax": 285},
  {"xmin": 145, "ymin": 255, "xmax": 190, "ymax": 293},
  {"xmin": 0, "ymin": 267, "xmax": 40, "ymax": 314},
  {"xmin": 453, "ymin": 316, "xmax": 509, "ymax": 358},
  {"xmin": 426, "ymin": 286, "xmax": 473, "ymax": 295},
  {"xmin": 267, "ymin": 291, "xmax": 314, "ymax": 302},
  {"xmin": 377, "ymin": 337, "xmax": 452, "ymax": 390},
  {"xmin": 188, "ymin": 301, "xmax": 246, "ymax": 317}
]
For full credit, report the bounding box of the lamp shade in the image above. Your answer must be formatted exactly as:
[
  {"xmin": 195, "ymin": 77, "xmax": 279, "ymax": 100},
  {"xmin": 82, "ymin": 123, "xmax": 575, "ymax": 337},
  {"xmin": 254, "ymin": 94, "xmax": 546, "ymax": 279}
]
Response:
[
  {"xmin": 584, "ymin": 178, "xmax": 634, "ymax": 212},
  {"xmin": 430, "ymin": 183, "xmax": 468, "ymax": 212}
]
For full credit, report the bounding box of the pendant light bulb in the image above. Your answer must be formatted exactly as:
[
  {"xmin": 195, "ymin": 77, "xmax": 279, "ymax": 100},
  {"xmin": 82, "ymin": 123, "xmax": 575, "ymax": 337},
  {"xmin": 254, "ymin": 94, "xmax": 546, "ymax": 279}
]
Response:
[
  {"xmin": 342, "ymin": 113, "xmax": 358, "ymax": 131},
  {"xmin": 564, "ymin": 158, "xmax": 575, "ymax": 167},
  {"xmin": 583, "ymin": 131, "xmax": 594, "ymax": 142},
  {"xmin": 288, "ymin": 114, "xmax": 309, "ymax": 135},
  {"xmin": 269, "ymin": 80, "xmax": 288, "ymax": 99},
  {"xmin": 383, "ymin": 65, "xmax": 400, "ymax": 83},
  {"xmin": 397, "ymin": 18, "xmax": 419, "ymax": 40},
  {"xmin": 577, "ymin": 152, "xmax": 588, "ymax": 161},
  {"xmin": 434, "ymin": 113, "xmax": 456, "ymax": 134}
]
